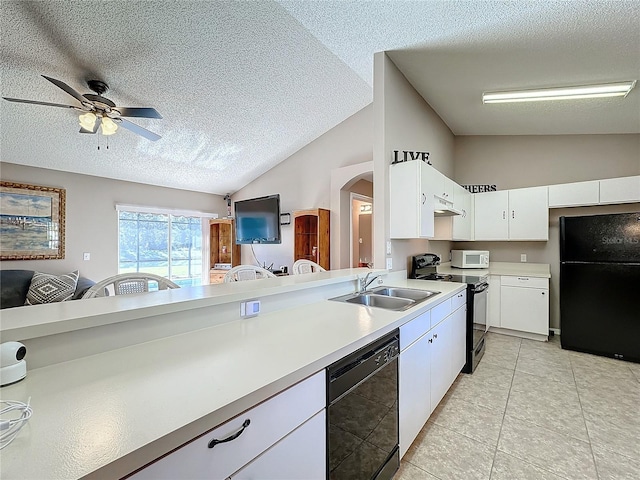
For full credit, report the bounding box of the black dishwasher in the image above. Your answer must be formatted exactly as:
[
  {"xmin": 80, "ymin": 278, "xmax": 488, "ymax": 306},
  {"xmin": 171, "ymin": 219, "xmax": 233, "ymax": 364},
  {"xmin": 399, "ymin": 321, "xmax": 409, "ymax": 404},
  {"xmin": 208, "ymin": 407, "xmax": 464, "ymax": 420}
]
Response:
[{"xmin": 327, "ymin": 330, "xmax": 399, "ymax": 480}]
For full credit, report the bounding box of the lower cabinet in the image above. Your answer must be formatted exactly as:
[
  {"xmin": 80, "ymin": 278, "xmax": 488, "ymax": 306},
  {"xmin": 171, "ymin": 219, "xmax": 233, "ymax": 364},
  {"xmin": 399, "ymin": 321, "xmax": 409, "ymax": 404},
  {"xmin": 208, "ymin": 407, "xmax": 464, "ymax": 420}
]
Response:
[
  {"xmin": 398, "ymin": 291, "xmax": 466, "ymax": 457},
  {"xmin": 129, "ymin": 371, "xmax": 326, "ymax": 480},
  {"xmin": 231, "ymin": 410, "xmax": 325, "ymax": 479},
  {"xmin": 500, "ymin": 276, "xmax": 549, "ymax": 336}
]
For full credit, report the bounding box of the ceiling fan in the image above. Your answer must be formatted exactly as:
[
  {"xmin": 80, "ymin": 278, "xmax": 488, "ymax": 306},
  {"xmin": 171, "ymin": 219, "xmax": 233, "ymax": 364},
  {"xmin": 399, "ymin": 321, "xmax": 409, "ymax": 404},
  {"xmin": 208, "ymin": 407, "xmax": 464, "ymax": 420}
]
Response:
[{"xmin": 2, "ymin": 75, "xmax": 162, "ymax": 141}]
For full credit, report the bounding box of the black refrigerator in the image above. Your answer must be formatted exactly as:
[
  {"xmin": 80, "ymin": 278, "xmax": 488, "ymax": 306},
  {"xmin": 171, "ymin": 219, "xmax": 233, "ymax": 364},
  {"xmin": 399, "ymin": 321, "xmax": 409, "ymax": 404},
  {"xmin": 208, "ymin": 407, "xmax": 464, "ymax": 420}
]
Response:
[{"xmin": 559, "ymin": 212, "xmax": 640, "ymax": 363}]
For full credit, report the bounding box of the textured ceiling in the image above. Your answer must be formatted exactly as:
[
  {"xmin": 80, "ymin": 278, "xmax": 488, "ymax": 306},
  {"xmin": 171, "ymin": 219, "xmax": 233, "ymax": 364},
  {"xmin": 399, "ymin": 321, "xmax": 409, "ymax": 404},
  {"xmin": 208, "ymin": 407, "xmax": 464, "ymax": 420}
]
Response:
[{"xmin": 1, "ymin": 1, "xmax": 638, "ymax": 195}]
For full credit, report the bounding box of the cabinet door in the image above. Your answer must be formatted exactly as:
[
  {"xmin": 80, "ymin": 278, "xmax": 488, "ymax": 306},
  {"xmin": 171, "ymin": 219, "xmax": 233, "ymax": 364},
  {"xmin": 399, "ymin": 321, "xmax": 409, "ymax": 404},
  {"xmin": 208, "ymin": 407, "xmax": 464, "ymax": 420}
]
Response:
[
  {"xmin": 452, "ymin": 184, "xmax": 473, "ymax": 240},
  {"xmin": 450, "ymin": 305, "xmax": 467, "ymax": 378},
  {"xmin": 599, "ymin": 176, "xmax": 640, "ymax": 204},
  {"xmin": 508, "ymin": 187, "xmax": 549, "ymax": 240},
  {"xmin": 548, "ymin": 181, "xmax": 599, "ymax": 208},
  {"xmin": 429, "ymin": 318, "xmax": 451, "ymax": 413},
  {"xmin": 500, "ymin": 286, "xmax": 549, "ymax": 335},
  {"xmin": 487, "ymin": 275, "xmax": 501, "ymax": 328},
  {"xmin": 390, "ymin": 162, "xmax": 434, "ymax": 238},
  {"xmin": 399, "ymin": 334, "xmax": 431, "ymax": 458},
  {"xmin": 474, "ymin": 190, "xmax": 509, "ymax": 240},
  {"xmin": 231, "ymin": 410, "xmax": 326, "ymax": 480},
  {"xmin": 420, "ymin": 164, "xmax": 436, "ymax": 237}
]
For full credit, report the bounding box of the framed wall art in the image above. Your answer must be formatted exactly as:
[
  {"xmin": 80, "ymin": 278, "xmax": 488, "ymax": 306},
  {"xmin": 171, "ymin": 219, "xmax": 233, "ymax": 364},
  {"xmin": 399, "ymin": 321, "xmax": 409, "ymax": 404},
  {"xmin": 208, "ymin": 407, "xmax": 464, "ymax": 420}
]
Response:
[{"xmin": 0, "ymin": 181, "xmax": 66, "ymax": 260}]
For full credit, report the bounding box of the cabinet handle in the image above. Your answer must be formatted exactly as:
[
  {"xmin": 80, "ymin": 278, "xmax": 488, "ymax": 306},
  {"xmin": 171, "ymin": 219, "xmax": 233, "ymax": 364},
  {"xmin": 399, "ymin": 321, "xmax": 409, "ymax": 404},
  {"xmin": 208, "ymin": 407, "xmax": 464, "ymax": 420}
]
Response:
[
  {"xmin": 433, "ymin": 333, "xmax": 438, "ymax": 339},
  {"xmin": 502, "ymin": 211, "xmax": 506, "ymax": 220},
  {"xmin": 428, "ymin": 338, "xmax": 433, "ymax": 343},
  {"xmin": 422, "ymin": 193, "xmax": 426, "ymax": 205},
  {"xmin": 542, "ymin": 292, "xmax": 545, "ymax": 295},
  {"xmin": 512, "ymin": 210, "xmax": 515, "ymax": 219},
  {"xmin": 208, "ymin": 419, "xmax": 251, "ymax": 449}
]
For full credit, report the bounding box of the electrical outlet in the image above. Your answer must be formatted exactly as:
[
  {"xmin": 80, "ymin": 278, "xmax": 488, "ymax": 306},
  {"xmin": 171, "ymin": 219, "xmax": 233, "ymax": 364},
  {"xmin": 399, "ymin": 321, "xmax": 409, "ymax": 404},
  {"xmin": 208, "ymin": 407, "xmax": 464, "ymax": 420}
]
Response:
[
  {"xmin": 520, "ymin": 254, "xmax": 527, "ymax": 262},
  {"xmin": 386, "ymin": 241, "xmax": 392, "ymax": 255},
  {"xmin": 83, "ymin": 252, "xmax": 91, "ymax": 261},
  {"xmin": 386, "ymin": 257, "xmax": 393, "ymax": 270}
]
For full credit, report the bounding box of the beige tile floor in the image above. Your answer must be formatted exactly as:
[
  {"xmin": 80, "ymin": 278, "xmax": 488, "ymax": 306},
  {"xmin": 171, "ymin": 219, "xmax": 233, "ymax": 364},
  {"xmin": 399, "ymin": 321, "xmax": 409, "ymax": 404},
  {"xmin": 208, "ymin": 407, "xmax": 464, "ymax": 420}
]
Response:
[{"xmin": 395, "ymin": 332, "xmax": 640, "ymax": 480}]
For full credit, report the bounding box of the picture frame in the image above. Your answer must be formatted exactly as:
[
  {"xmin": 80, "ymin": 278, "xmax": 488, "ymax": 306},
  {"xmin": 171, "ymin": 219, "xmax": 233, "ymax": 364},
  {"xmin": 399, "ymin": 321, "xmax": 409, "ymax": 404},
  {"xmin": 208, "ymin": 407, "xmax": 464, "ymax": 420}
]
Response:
[{"xmin": 0, "ymin": 181, "xmax": 66, "ymax": 260}]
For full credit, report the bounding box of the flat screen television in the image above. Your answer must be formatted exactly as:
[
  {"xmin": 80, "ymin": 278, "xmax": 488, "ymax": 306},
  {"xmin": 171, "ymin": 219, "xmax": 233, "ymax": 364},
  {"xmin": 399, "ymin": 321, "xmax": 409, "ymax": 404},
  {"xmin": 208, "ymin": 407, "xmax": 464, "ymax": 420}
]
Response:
[{"xmin": 234, "ymin": 194, "xmax": 282, "ymax": 244}]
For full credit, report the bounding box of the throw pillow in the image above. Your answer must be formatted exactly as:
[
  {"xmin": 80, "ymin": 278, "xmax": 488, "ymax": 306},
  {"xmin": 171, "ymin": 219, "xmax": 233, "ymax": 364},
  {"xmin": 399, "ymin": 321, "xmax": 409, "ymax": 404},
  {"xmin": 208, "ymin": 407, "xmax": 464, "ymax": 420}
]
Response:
[{"xmin": 25, "ymin": 271, "xmax": 79, "ymax": 305}]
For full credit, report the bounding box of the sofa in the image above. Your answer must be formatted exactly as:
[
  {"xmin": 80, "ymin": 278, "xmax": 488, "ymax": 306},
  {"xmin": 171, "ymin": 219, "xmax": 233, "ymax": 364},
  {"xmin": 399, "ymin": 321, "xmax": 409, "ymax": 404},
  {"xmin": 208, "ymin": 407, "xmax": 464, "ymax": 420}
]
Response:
[{"xmin": 0, "ymin": 270, "xmax": 96, "ymax": 309}]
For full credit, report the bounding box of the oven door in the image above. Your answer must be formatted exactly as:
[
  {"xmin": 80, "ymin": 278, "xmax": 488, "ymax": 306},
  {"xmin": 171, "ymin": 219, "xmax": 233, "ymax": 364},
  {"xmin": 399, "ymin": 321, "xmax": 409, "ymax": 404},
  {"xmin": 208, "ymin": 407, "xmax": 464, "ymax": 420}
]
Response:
[{"xmin": 472, "ymin": 282, "xmax": 488, "ymax": 336}]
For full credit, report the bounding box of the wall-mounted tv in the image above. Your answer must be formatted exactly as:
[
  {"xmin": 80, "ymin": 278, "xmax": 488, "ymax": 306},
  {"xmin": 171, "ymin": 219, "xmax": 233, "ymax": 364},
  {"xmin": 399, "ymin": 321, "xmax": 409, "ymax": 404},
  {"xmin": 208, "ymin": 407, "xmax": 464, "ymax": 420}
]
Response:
[{"xmin": 234, "ymin": 194, "xmax": 282, "ymax": 244}]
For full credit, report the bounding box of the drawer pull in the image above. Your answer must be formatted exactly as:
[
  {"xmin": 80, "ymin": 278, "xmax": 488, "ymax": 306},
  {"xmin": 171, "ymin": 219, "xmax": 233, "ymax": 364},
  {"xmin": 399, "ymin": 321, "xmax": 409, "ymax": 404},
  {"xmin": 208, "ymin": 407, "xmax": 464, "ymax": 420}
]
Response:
[{"xmin": 208, "ymin": 419, "xmax": 251, "ymax": 449}]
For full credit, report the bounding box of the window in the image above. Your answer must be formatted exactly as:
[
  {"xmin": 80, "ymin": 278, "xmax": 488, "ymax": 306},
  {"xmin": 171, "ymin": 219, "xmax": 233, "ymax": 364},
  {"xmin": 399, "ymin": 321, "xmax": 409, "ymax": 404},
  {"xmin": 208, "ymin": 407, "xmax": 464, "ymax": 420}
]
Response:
[{"xmin": 118, "ymin": 209, "xmax": 209, "ymax": 288}]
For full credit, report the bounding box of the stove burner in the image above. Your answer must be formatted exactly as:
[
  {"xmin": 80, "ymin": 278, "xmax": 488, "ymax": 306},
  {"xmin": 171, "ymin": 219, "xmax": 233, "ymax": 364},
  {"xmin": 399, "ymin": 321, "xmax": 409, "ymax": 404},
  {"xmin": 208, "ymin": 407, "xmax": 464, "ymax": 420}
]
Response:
[{"xmin": 417, "ymin": 273, "xmax": 453, "ymax": 281}]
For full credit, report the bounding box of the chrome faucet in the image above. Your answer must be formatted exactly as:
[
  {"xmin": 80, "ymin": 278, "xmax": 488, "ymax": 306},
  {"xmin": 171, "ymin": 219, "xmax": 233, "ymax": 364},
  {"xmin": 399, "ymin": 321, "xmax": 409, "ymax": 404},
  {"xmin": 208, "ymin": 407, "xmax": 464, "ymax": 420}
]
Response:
[{"xmin": 358, "ymin": 272, "xmax": 382, "ymax": 292}]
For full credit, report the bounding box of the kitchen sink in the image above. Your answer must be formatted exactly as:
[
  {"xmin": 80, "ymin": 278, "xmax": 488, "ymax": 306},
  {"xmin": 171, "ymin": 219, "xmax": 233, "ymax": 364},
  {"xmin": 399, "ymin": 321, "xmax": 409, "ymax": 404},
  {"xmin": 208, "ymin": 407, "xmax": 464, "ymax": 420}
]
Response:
[
  {"xmin": 345, "ymin": 293, "xmax": 414, "ymax": 310},
  {"xmin": 330, "ymin": 286, "xmax": 440, "ymax": 311},
  {"xmin": 370, "ymin": 286, "xmax": 440, "ymax": 302}
]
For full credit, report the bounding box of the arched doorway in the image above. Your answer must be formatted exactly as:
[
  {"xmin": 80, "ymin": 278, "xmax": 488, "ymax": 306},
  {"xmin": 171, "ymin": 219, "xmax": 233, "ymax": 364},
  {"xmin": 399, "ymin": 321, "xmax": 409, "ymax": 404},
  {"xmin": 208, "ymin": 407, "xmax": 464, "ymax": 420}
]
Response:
[{"xmin": 330, "ymin": 161, "xmax": 374, "ymax": 269}]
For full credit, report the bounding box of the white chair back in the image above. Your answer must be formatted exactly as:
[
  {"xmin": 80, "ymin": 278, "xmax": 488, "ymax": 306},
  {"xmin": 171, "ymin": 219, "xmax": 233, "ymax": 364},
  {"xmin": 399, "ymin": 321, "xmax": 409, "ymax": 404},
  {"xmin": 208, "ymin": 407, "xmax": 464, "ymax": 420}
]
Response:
[
  {"xmin": 292, "ymin": 259, "xmax": 326, "ymax": 275},
  {"xmin": 82, "ymin": 273, "xmax": 180, "ymax": 298},
  {"xmin": 223, "ymin": 265, "xmax": 277, "ymax": 283}
]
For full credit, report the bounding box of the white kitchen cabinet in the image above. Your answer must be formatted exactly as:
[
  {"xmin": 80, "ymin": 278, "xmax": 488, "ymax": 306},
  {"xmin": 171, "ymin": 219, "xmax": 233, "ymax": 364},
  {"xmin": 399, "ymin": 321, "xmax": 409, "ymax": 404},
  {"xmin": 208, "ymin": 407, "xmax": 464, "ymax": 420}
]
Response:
[
  {"xmin": 398, "ymin": 292, "xmax": 466, "ymax": 457},
  {"xmin": 390, "ymin": 161, "xmax": 435, "ymax": 238},
  {"xmin": 399, "ymin": 330, "xmax": 431, "ymax": 457},
  {"xmin": 474, "ymin": 187, "xmax": 548, "ymax": 241},
  {"xmin": 548, "ymin": 181, "xmax": 600, "ymax": 208},
  {"xmin": 130, "ymin": 371, "xmax": 325, "ymax": 480},
  {"xmin": 500, "ymin": 276, "xmax": 549, "ymax": 336},
  {"xmin": 452, "ymin": 183, "xmax": 474, "ymax": 240},
  {"xmin": 599, "ymin": 175, "xmax": 640, "ymax": 205},
  {"xmin": 231, "ymin": 410, "xmax": 326, "ymax": 480},
  {"xmin": 487, "ymin": 275, "xmax": 501, "ymax": 328}
]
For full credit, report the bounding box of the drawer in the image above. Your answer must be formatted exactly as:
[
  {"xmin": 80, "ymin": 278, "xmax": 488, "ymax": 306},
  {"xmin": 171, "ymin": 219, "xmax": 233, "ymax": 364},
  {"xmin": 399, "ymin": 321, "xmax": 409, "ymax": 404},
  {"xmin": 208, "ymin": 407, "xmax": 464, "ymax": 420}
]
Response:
[
  {"xmin": 451, "ymin": 289, "xmax": 467, "ymax": 311},
  {"xmin": 400, "ymin": 310, "xmax": 431, "ymax": 351},
  {"xmin": 430, "ymin": 297, "xmax": 451, "ymax": 328},
  {"xmin": 501, "ymin": 276, "xmax": 548, "ymax": 289},
  {"xmin": 130, "ymin": 370, "xmax": 326, "ymax": 480}
]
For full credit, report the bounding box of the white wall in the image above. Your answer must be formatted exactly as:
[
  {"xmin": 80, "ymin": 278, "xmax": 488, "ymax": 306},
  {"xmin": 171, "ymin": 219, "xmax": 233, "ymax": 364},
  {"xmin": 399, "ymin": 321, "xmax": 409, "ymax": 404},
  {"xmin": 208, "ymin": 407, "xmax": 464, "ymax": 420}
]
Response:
[
  {"xmin": 0, "ymin": 163, "xmax": 227, "ymax": 281},
  {"xmin": 232, "ymin": 104, "xmax": 374, "ymax": 271},
  {"xmin": 452, "ymin": 134, "xmax": 640, "ymax": 329},
  {"xmin": 373, "ymin": 52, "xmax": 455, "ymax": 272}
]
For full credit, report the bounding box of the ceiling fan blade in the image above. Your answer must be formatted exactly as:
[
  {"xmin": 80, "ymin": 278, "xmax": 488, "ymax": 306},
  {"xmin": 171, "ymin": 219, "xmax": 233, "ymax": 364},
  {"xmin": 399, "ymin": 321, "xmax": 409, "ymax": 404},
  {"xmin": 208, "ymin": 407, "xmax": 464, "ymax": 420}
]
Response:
[
  {"xmin": 116, "ymin": 107, "xmax": 162, "ymax": 119},
  {"xmin": 80, "ymin": 116, "xmax": 101, "ymax": 134},
  {"xmin": 117, "ymin": 118, "xmax": 161, "ymax": 141},
  {"xmin": 41, "ymin": 75, "xmax": 87, "ymax": 105},
  {"xmin": 3, "ymin": 97, "xmax": 79, "ymax": 109}
]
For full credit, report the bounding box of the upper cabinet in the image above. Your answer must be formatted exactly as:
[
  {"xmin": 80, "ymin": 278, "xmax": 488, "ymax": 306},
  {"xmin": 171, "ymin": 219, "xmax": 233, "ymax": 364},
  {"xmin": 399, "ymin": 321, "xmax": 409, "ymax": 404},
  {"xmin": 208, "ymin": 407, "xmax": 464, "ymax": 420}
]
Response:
[
  {"xmin": 549, "ymin": 176, "xmax": 639, "ymax": 208},
  {"xmin": 474, "ymin": 186, "xmax": 548, "ymax": 241},
  {"xmin": 390, "ymin": 161, "xmax": 435, "ymax": 238},
  {"xmin": 598, "ymin": 176, "xmax": 640, "ymax": 205},
  {"xmin": 451, "ymin": 183, "xmax": 474, "ymax": 241}
]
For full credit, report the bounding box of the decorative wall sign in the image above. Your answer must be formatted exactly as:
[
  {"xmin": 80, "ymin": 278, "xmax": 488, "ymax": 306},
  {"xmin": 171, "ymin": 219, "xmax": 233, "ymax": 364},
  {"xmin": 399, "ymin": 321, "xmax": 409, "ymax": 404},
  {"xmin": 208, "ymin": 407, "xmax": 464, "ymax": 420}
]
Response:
[
  {"xmin": 391, "ymin": 150, "xmax": 431, "ymax": 165},
  {"xmin": 462, "ymin": 184, "xmax": 498, "ymax": 193},
  {"xmin": 0, "ymin": 181, "xmax": 66, "ymax": 260}
]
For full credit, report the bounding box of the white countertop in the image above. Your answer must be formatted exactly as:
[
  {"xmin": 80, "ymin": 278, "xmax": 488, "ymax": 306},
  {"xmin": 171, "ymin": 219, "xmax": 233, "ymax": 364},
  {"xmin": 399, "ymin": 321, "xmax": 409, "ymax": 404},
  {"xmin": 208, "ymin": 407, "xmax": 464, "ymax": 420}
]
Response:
[
  {"xmin": 0, "ymin": 276, "xmax": 465, "ymax": 480},
  {"xmin": 438, "ymin": 261, "xmax": 551, "ymax": 278}
]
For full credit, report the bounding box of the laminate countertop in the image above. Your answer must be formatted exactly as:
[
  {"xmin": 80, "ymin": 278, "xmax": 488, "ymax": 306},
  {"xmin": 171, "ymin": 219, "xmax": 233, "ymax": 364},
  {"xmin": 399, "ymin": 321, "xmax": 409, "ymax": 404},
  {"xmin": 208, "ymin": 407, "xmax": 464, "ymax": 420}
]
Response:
[
  {"xmin": 0, "ymin": 273, "xmax": 465, "ymax": 480},
  {"xmin": 438, "ymin": 261, "xmax": 551, "ymax": 279}
]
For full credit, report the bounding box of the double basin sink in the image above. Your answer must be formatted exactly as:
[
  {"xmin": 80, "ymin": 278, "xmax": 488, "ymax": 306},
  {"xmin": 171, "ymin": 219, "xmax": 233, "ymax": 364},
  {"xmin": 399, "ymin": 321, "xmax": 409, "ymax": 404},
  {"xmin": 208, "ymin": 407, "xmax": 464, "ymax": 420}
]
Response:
[{"xmin": 330, "ymin": 286, "xmax": 440, "ymax": 311}]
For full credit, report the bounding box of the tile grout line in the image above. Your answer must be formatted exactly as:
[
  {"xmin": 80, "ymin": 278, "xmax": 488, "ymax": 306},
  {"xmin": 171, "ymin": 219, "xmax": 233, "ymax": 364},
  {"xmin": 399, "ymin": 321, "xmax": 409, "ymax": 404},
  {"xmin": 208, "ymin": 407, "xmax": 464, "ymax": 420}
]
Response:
[
  {"xmin": 569, "ymin": 351, "xmax": 602, "ymax": 480},
  {"xmin": 487, "ymin": 338, "xmax": 521, "ymax": 479}
]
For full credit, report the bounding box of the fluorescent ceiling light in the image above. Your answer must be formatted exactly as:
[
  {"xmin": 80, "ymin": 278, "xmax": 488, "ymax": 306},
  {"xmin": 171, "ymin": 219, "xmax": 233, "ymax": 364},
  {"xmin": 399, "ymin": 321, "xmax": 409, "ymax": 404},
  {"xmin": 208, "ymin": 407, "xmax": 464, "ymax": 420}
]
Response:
[{"xmin": 483, "ymin": 81, "xmax": 636, "ymax": 104}]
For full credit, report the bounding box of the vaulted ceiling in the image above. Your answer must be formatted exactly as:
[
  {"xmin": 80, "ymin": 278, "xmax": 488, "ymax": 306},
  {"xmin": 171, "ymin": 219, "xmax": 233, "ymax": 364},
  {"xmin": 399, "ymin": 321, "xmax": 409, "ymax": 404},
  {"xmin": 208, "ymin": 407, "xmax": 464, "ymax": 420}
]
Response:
[{"xmin": 1, "ymin": 1, "xmax": 638, "ymax": 195}]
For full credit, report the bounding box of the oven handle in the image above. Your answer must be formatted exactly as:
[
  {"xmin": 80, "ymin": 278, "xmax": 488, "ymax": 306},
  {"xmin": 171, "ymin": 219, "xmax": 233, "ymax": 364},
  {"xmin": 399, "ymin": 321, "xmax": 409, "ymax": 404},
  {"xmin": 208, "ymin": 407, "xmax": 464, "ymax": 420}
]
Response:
[{"xmin": 473, "ymin": 282, "xmax": 489, "ymax": 294}]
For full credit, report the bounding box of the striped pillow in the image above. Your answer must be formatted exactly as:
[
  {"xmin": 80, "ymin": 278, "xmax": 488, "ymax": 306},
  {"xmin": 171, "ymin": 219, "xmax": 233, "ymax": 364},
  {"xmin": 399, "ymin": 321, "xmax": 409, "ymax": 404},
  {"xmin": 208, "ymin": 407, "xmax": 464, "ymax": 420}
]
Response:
[{"xmin": 25, "ymin": 271, "xmax": 79, "ymax": 305}]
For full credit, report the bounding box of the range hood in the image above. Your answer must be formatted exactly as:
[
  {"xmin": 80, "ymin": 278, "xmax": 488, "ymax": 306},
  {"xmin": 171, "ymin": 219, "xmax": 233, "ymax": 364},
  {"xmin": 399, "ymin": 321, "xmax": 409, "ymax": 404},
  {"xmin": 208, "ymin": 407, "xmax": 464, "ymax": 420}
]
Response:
[{"xmin": 433, "ymin": 196, "xmax": 462, "ymax": 217}]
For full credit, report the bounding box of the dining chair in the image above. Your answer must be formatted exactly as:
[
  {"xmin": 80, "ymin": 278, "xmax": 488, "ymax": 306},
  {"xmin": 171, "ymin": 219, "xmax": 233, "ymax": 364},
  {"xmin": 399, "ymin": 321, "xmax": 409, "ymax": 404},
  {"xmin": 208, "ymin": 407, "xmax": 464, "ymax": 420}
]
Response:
[
  {"xmin": 292, "ymin": 259, "xmax": 326, "ymax": 275},
  {"xmin": 223, "ymin": 265, "xmax": 277, "ymax": 283},
  {"xmin": 82, "ymin": 272, "xmax": 180, "ymax": 298}
]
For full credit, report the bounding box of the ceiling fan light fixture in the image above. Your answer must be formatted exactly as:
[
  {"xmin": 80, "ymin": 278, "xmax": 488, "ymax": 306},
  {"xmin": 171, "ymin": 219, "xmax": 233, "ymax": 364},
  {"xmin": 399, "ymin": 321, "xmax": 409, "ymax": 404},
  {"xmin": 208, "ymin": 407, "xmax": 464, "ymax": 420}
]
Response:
[
  {"xmin": 78, "ymin": 111, "xmax": 97, "ymax": 130},
  {"xmin": 101, "ymin": 116, "xmax": 118, "ymax": 136},
  {"xmin": 483, "ymin": 81, "xmax": 637, "ymax": 104}
]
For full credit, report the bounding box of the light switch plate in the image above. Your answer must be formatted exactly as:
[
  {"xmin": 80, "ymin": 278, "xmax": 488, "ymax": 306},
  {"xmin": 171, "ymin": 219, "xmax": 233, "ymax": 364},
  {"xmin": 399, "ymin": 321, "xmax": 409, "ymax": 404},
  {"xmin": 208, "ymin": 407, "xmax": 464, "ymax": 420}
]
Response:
[
  {"xmin": 83, "ymin": 252, "xmax": 90, "ymax": 261},
  {"xmin": 520, "ymin": 254, "xmax": 527, "ymax": 262},
  {"xmin": 386, "ymin": 258, "xmax": 393, "ymax": 270},
  {"xmin": 386, "ymin": 241, "xmax": 392, "ymax": 255}
]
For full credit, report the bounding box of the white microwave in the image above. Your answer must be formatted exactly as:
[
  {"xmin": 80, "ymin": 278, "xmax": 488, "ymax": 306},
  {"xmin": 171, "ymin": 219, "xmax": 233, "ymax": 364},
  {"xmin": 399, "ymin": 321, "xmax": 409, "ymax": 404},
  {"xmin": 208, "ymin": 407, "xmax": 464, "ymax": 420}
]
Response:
[{"xmin": 451, "ymin": 250, "xmax": 489, "ymax": 269}]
